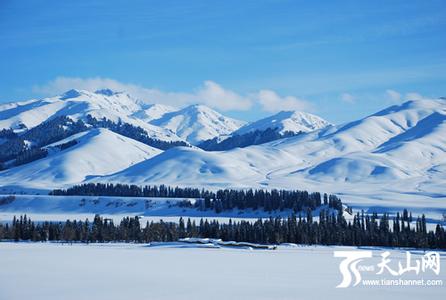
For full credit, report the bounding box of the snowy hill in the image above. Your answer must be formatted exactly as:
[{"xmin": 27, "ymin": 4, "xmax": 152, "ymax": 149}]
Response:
[
  {"xmin": 234, "ymin": 110, "xmax": 331, "ymax": 135},
  {"xmin": 267, "ymin": 98, "xmax": 446, "ymax": 181},
  {"xmin": 95, "ymin": 145, "xmax": 301, "ymax": 187},
  {"xmin": 149, "ymin": 104, "xmax": 246, "ymax": 145},
  {"xmin": 0, "ymin": 128, "xmax": 161, "ymax": 190}
]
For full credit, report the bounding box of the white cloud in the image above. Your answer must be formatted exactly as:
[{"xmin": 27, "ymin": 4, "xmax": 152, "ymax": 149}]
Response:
[
  {"xmin": 33, "ymin": 76, "xmax": 315, "ymax": 113},
  {"xmin": 386, "ymin": 89, "xmax": 430, "ymax": 103},
  {"xmin": 405, "ymin": 92, "xmax": 425, "ymax": 101},
  {"xmin": 340, "ymin": 93, "xmax": 356, "ymax": 104},
  {"xmin": 33, "ymin": 77, "xmax": 253, "ymax": 111},
  {"xmin": 385, "ymin": 89, "xmax": 402, "ymax": 103},
  {"xmin": 256, "ymin": 90, "xmax": 313, "ymax": 113},
  {"xmin": 195, "ymin": 81, "xmax": 252, "ymax": 111}
]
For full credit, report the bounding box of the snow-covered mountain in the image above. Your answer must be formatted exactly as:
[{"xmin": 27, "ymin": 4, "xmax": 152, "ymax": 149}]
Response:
[
  {"xmin": 0, "ymin": 90, "xmax": 247, "ymax": 145},
  {"xmin": 197, "ymin": 110, "xmax": 331, "ymax": 150},
  {"xmin": 0, "ymin": 128, "xmax": 161, "ymax": 190},
  {"xmin": 234, "ymin": 110, "xmax": 331, "ymax": 135},
  {"xmin": 149, "ymin": 104, "xmax": 246, "ymax": 145},
  {"xmin": 0, "ymin": 89, "xmax": 182, "ymax": 142}
]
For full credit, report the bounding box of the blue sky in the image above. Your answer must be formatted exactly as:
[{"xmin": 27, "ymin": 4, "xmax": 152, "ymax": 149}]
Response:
[{"xmin": 0, "ymin": 0, "xmax": 445, "ymax": 124}]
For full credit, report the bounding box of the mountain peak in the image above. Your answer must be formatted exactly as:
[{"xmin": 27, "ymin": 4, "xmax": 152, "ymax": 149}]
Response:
[
  {"xmin": 149, "ymin": 104, "xmax": 246, "ymax": 145},
  {"xmin": 373, "ymin": 98, "xmax": 445, "ymax": 118},
  {"xmin": 94, "ymin": 88, "xmax": 119, "ymax": 96},
  {"xmin": 60, "ymin": 89, "xmax": 83, "ymax": 100},
  {"xmin": 183, "ymin": 104, "xmax": 212, "ymax": 112},
  {"xmin": 235, "ymin": 110, "xmax": 330, "ymax": 136}
]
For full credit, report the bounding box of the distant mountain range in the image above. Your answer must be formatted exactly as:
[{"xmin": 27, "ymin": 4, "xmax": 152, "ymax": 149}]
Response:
[
  {"xmin": 0, "ymin": 89, "xmax": 445, "ymax": 215},
  {"xmin": 0, "ymin": 88, "xmax": 330, "ymax": 146}
]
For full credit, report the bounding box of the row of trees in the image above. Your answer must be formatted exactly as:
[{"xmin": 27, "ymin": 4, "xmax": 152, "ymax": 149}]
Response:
[
  {"xmin": 85, "ymin": 115, "xmax": 188, "ymax": 150},
  {"xmin": 51, "ymin": 183, "xmax": 343, "ymax": 213},
  {"xmin": 0, "ymin": 116, "xmax": 87, "ymax": 168},
  {"xmin": 0, "ymin": 128, "xmax": 17, "ymax": 139},
  {"xmin": 1, "ymin": 212, "xmax": 445, "ymax": 249},
  {"xmin": 198, "ymin": 128, "xmax": 300, "ymax": 151}
]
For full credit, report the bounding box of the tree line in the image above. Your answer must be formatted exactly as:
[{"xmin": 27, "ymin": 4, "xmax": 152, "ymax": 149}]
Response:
[
  {"xmin": 0, "ymin": 116, "xmax": 86, "ymax": 169},
  {"xmin": 1, "ymin": 211, "xmax": 445, "ymax": 249},
  {"xmin": 198, "ymin": 128, "xmax": 300, "ymax": 151},
  {"xmin": 51, "ymin": 183, "xmax": 343, "ymax": 213},
  {"xmin": 84, "ymin": 115, "xmax": 188, "ymax": 150}
]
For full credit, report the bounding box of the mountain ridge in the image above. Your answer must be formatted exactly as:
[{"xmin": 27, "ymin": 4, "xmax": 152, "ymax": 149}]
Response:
[{"xmin": 235, "ymin": 110, "xmax": 331, "ymax": 135}]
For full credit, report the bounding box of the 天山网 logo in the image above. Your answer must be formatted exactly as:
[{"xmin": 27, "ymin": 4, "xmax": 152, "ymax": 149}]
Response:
[{"xmin": 334, "ymin": 250, "xmax": 441, "ymax": 288}]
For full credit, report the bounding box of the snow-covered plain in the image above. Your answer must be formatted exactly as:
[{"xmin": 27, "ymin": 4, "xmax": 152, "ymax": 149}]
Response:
[{"xmin": 0, "ymin": 242, "xmax": 444, "ymax": 300}]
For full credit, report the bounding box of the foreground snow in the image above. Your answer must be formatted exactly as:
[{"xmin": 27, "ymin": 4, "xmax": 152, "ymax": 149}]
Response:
[{"xmin": 0, "ymin": 242, "xmax": 444, "ymax": 300}]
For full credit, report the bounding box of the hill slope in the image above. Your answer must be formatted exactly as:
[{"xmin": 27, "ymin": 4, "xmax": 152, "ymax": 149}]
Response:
[{"xmin": 0, "ymin": 128, "xmax": 162, "ymax": 190}]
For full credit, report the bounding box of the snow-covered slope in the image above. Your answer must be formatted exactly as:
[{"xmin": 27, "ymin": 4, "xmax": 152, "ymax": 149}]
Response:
[
  {"xmin": 149, "ymin": 104, "xmax": 246, "ymax": 145},
  {"xmin": 0, "ymin": 89, "xmax": 183, "ymax": 142},
  {"xmin": 268, "ymin": 98, "xmax": 446, "ymax": 181},
  {"xmin": 234, "ymin": 111, "xmax": 331, "ymax": 135},
  {"xmin": 98, "ymin": 145, "xmax": 300, "ymax": 187},
  {"xmin": 0, "ymin": 128, "xmax": 162, "ymax": 190}
]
